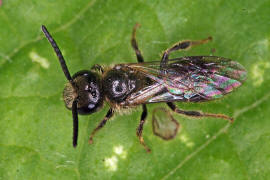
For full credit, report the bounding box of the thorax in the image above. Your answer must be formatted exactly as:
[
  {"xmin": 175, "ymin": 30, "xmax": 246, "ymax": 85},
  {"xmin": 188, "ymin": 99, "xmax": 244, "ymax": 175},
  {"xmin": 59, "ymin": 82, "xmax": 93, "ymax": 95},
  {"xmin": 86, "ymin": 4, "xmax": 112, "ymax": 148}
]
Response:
[{"xmin": 102, "ymin": 64, "xmax": 144, "ymax": 108}]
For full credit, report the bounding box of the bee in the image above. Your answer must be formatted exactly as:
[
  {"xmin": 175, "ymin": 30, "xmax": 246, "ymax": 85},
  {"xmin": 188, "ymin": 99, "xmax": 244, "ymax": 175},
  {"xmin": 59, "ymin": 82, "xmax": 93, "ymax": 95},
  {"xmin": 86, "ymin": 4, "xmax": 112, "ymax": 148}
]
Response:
[{"xmin": 41, "ymin": 24, "xmax": 247, "ymax": 152}]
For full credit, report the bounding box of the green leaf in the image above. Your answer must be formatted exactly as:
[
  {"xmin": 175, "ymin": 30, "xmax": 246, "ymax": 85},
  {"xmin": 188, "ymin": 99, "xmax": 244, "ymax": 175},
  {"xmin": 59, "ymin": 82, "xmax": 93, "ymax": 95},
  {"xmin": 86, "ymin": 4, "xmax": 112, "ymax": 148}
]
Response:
[{"xmin": 1, "ymin": 0, "xmax": 270, "ymax": 179}]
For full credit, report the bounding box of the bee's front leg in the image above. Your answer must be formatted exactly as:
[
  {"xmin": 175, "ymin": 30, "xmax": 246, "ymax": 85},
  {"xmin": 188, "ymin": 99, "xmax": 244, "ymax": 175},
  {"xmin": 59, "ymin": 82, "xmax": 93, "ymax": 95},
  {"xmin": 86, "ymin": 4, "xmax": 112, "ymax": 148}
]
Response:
[
  {"xmin": 91, "ymin": 64, "xmax": 104, "ymax": 74},
  {"xmin": 89, "ymin": 108, "xmax": 114, "ymax": 144}
]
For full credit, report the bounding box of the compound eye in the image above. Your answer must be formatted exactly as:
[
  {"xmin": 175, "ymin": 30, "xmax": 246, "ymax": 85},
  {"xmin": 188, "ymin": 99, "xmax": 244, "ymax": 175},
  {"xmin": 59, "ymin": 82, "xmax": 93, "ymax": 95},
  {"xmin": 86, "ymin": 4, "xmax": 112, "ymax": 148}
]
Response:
[{"xmin": 85, "ymin": 82, "xmax": 100, "ymax": 103}]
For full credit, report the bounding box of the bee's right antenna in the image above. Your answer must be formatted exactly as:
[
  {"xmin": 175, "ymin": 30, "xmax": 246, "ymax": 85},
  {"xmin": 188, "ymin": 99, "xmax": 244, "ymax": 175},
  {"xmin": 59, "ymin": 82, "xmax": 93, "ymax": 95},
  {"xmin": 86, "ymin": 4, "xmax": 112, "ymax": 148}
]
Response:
[
  {"xmin": 72, "ymin": 99, "xmax": 79, "ymax": 147},
  {"xmin": 41, "ymin": 25, "xmax": 73, "ymax": 82},
  {"xmin": 41, "ymin": 25, "xmax": 79, "ymax": 148}
]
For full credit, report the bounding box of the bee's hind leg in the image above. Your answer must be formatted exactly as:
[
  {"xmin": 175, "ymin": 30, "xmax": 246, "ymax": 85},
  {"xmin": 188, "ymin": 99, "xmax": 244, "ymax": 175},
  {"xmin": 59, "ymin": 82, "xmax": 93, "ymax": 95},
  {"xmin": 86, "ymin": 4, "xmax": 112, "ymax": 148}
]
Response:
[
  {"xmin": 160, "ymin": 36, "xmax": 212, "ymax": 74},
  {"xmin": 136, "ymin": 104, "xmax": 151, "ymax": 153},
  {"xmin": 131, "ymin": 23, "xmax": 144, "ymax": 63},
  {"xmin": 167, "ymin": 102, "xmax": 233, "ymax": 123}
]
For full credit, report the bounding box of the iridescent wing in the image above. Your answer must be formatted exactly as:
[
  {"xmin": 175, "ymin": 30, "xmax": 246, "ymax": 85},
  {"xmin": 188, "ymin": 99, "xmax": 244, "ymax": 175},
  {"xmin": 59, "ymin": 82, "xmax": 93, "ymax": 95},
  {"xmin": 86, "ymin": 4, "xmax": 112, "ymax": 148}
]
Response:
[{"xmin": 120, "ymin": 56, "xmax": 247, "ymax": 106}]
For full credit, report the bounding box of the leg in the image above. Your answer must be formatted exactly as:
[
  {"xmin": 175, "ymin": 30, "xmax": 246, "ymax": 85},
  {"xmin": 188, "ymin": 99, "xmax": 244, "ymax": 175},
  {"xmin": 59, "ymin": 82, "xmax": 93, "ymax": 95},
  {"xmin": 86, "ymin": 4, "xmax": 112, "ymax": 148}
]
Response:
[
  {"xmin": 131, "ymin": 23, "xmax": 144, "ymax": 63},
  {"xmin": 136, "ymin": 104, "xmax": 151, "ymax": 153},
  {"xmin": 89, "ymin": 108, "xmax": 114, "ymax": 144},
  {"xmin": 167, "ymin": 102, "xmax": 233, "ymax": 123},
  {"xmin": 42, "ymin": 25, "xmax": 72, "ymax": 82},
  {"xmin": 131, "ymin": 24, "xmax": 151, "ymax": 152},
  {"xmin": 160, "ymin": 36, "xmax": 212, "ymax": 74},
  {"xmin": 91, "ymin": 64, "xmax": 104, "ymax": 74}
]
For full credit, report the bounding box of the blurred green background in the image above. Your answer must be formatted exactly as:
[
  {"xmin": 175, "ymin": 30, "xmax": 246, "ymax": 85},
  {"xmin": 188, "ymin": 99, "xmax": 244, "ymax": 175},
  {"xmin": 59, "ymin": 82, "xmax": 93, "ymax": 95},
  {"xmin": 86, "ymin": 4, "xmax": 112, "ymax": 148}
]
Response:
[{"xmin": 0, "ymin": 0, "xmax": 270, "ymax": 179}]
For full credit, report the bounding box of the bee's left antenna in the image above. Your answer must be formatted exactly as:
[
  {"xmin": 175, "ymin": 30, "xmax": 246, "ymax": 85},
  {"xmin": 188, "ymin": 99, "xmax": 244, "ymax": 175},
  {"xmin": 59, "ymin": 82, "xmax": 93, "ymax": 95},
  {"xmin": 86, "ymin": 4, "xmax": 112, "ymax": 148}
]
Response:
[{"xmin": 41, "ymin": 25, "xmax": 73, "ymax": 82}]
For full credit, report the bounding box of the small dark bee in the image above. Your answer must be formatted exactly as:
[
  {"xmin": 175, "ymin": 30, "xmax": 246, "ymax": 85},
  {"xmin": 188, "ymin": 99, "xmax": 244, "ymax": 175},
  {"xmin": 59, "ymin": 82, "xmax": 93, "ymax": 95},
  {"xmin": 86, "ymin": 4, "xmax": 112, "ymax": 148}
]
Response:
[{"xmin": 41, "ymin": 24, "xmax": 247, "ymax": 152}]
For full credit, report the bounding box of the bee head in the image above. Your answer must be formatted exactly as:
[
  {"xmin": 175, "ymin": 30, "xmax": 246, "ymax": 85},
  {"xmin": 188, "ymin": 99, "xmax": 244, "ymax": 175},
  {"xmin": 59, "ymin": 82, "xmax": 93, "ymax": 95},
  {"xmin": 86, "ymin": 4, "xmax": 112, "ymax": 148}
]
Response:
[{"xmin": 63, "ymin": 70, "xmax": 104, "ymax": 114}]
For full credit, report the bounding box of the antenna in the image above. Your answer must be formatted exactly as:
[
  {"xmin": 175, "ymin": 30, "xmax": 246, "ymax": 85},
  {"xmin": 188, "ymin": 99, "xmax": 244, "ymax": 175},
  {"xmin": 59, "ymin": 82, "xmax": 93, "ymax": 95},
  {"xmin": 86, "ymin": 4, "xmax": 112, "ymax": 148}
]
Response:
[
  {"xmin": 72, "ymin": 99, "xmax": 79, "ymax": 147},
  {"xmin": 41, "ymin": 25, "xmax": 73, "ymax": 82},
  {"xmin": 42, "ymin": 25, "xmax": 79, "ymax": 148}
]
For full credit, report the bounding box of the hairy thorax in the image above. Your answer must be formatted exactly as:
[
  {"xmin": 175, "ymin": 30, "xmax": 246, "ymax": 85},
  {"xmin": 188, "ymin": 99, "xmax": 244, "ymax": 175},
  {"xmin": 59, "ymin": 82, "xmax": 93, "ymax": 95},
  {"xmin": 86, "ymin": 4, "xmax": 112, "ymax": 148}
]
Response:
[{"xmin": 102, "ymin": 65, "xmax": 145, "ymax": 108}]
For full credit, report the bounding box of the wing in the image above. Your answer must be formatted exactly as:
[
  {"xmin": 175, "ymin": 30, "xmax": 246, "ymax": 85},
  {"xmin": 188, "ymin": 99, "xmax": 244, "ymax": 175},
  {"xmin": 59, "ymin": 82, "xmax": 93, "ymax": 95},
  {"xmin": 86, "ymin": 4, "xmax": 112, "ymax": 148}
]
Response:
[{"xmin": 120, "ymin": 56, "xmax": 247, "ymax": 106}]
